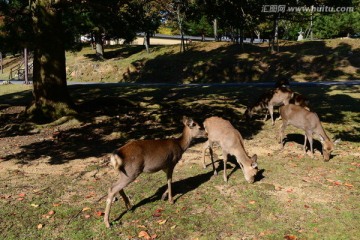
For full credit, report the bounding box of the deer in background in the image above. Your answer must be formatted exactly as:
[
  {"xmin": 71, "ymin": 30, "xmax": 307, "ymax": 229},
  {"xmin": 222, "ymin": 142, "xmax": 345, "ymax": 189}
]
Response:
[
  {"xmin": 244, "ymin": 87, "xmax": 293, "ymax": 125},
  {"xmin": 104, "ymin": 116, "xmax": 202, "ymax": 228},
  {"xmin": 279, "ymin": 104, "xmax": 340, "ymax": 161},
  {"xmin": 202, "ymin": 116, "xmax": 258, "ymax": 183},
  {"xmin": 275, "ymin": 77, "xmax": 310, "ymax": 110}
]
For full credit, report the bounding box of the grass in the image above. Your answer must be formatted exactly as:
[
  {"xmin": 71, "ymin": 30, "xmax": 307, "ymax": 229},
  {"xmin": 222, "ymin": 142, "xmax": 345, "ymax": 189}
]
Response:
[
  {"xmin": 1, "ymin": 38, "xmax": 359, "ymax": 84},
  {"xmin": 1, "ymin": 83, "xmax": 359, "ymax": 239}
]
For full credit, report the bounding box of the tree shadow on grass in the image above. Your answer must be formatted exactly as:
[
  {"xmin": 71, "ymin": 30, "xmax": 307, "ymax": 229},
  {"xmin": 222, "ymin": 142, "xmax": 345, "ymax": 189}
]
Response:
[{"xmin": 112, "ymin": 170, "xmax": 215, "ymax": 224}]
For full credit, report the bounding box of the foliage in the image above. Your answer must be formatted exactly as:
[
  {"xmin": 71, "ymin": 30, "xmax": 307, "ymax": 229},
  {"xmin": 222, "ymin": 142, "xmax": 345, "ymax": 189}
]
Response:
[{"xmin": 313, "ymin": 12, "xmax": 360, "ymax": 39}]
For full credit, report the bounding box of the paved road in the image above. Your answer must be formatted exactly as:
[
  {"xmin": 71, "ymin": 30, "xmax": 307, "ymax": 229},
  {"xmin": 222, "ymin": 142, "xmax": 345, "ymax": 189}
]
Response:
[{"xmin": 2, "ymin": 79, "xmax": 360, "ymax": 87}]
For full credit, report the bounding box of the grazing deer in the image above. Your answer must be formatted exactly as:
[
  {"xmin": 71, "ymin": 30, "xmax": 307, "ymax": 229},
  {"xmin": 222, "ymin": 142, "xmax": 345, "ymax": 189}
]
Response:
[
  {"xmin": 104, "ymin": 116, "xmax": 202, "ymax": 228},
  {"xmin": 290, "ymin": 92, "xmax": 310, "ymax": 110},
  {"xmin": 202, "ymin": 116, "xmax": 258, "ymax": 183},
  {"xmin": 279, "ymin": 104, "xmax": 340, "ymax": 161},
  {"xmin": 245, "ymin": 87, "xmax": 293, "ymax": 125}
]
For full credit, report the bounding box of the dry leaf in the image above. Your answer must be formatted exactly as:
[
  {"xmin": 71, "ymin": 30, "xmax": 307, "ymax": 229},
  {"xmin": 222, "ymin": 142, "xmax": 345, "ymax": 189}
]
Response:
[
  {"xmin": 31, "ymin": 203, "xmax": 39, "ymax": 208},
  {"xmin": 170, "ymin": 225, "xmax": 177, "ymax": 229},
  {"xmin": 53, "ymin": 203, "xmax": 61, "ymax": 207},
  {"xmin": 84, "ymin": 214, "xmax": 91, "ymax": 219},
  {"xmin": 157, "ymin": 219, "xmax": 167, "ymax": 225},
  {"xmin": 37, "ymin": 224, "xmax": 43, "ymax": 229},
  {"xmin": 82, "ymin": 207, "xmax": 91, "ymax": 212},
  {"xmin": 249, "ymin": 200, "xmax": 256, "ymax": 204},
  {"xmin": 95, "ymin": 211, "xmax": 104, "ymax": 217},
  {"xmin": 48, "ymin": 210, "xmax": 55, "ymax": 215},
  {"xmin": 284, "ymin": 235, "xmax": 297, "ymax": 240},
  {"xmin": 344, "ymin": 183, "xmax": 354, "ymax": 187},
  {"xmin": 138, "ymin": 230, "xmax": 151, "ymax": 240},
  {"xmin": 19, "ymin": 193, "xmax": 26, "ymax": 197}
]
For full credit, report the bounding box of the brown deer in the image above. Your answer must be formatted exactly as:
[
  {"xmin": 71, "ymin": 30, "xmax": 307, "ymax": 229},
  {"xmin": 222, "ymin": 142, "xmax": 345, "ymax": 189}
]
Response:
[
  {"xmin": 279, "ymin": 104, "xmax": 340, "ymax": 161},
  {"xmin": 202, "ymin": 116, "xmax": 258, "ymax": 183},
  {"xmin": 104, "ymin": 116, "xmax": 202, "ymax": 228},
  {"xmin": 290, "ymin": 92, "xmax": 310, "ymax": 110},
  {"xmin": 245, "ymin": 87, "xmax": 293, "ymax": 125}
]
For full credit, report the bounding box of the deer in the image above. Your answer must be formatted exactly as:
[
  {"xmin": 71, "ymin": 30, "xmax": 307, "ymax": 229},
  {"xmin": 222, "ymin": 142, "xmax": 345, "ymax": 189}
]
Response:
[
  {"xmin": 290, "ymin": 92, "xmax": 310, "ymax": 110},
  {"xmin": 104, "ymin": 116, "xmax": 202, "ymax": 228},
  {"xmin": 202, "ymin": 116, "xmax": 258, "ymax": 183},
  {"xmin": 244, "ymin": 87, "xmax": 293, "ymax": 125},
  {"xmin": 279, "ymin": 104, "xmax": 340, "ymax": 161}
]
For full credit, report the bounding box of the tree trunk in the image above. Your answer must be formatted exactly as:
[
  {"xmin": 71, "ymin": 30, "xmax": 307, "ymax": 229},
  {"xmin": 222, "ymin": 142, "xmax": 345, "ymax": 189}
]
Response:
[
  {"xmin": 27, "ymin": 1, "xmax": 76, "ymax": 122},
  {"xmin": 272, "ymin": 15, "xmax": 279, "ymax": 52},
  {"xmin": 94, "ymin": 32, "xmax": 104, "ymax": 59}
]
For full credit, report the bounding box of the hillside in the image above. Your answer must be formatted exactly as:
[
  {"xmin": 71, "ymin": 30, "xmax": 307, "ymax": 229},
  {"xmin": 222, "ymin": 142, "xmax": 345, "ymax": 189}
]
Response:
[{"xmin": 1, "ymin": 38, "xmax": 359, "ymax": 84}]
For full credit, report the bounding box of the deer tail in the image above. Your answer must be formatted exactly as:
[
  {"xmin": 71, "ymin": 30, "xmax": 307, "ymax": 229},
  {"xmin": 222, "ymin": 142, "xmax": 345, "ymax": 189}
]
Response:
[{"xmin": 110, "ymin": 151, "xmax": 123, "ymax": 170}]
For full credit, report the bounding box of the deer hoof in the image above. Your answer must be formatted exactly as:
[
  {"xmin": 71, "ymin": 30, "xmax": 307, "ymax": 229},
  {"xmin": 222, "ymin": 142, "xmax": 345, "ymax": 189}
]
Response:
[{"xmin": 104, "ymin": 220, "xmax": 111, "ymax": 228}]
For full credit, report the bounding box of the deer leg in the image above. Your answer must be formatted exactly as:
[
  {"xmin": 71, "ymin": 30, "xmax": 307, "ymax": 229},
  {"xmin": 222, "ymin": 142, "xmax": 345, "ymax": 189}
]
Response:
[
  {"xmin": 279, "ymin": 122, "xmax": 287, "ymax": 148},
  {"xmin": 202, "ymin": 140, "xmax": 209, "ymax": 169},
  {"xmin": 303, "ymin": 134, "xmax": 308, "ymax": 155},
  {"xmin": 161, "ymin": 167, "xmax": 175, "ymax": 204},
  {"xmin": 104, "ymin": 174, "xmax": 133, "ymax": 228},
  {"xmin": 119, "ymin": 189, "xmax": 132, "ymax": 210},
  {"xmin": 269, "ymin": 105, "xmax": 275, "ymax": 125},
  {"xmin": 222, "ymin": 150, "xmax": 229, "ymax": 182},
  {"xmin": 307, "ymin": 132, "xmax": 314, "ymax": 158}
]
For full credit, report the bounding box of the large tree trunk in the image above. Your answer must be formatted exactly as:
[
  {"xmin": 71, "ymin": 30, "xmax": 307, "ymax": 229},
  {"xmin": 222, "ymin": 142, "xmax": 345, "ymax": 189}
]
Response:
[{"xmin": 27, "ymin": 1, "xmax": 76, "ymax": 122}]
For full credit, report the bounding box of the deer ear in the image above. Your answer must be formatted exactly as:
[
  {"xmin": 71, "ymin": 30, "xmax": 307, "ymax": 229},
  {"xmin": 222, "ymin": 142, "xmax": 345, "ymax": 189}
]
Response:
[
  {"xmin": 251, "ymin": 154, "xmax": 257, "ymax": 162},
  {"xmin": 319, "ymin": 135, "xmax": 325, "ymax": 143},
  {"xmin": 251, "ymin": 162, "xmax": 258, "ymax": 169},
  {"xmin": 334, "ymin": 138, "xmax": 341, "ymax": 145}
]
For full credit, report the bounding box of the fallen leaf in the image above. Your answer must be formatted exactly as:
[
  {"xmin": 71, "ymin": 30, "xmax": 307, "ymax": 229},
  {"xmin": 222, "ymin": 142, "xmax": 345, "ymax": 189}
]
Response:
[
  {"xmin": 151, "ymin": 234, "xmax": 157, "ymax": 239},
  {"xmin": 138, "ymin": 225, "xmax": 147, "ymax": 229},
  {"xmin": 82, "ymin": 207, "xmax": 91, "ymax": 212},
  {"xmin": 84, "ymin": 214, "xmax": 91, "ymax": 219},
  {"xmin": 19, "ymin": 193, "xmax": 26, "ymax": 197},
  {"xmin": 249, "ymin": 200, "xmax": 256, "ymax": 204},
  {"xmin": 53, "ymin": 203, "xmax": 61, "ymax": 207},
  {"xmin": 37, "ymin": 224, "xmax": 43, "ymax": 229},
  {"xmin": 17, "ymin": 197, "xmax": 24, "ymax": 201},
  {"xmin": 157, "ymin": 219, "xmax": 167, "ymax": 225},
  {"xmin": 170, "ymin": 225, "xmax": 177, "ymax": 229},
  {"xmin": 284, "ymin": 235, "xmax": 297, "ymax": 240},
  {"xmin": 48, "ymin": 210, "xmax": 55, "ymax": 215},
  {"xmin": 344, "ymin": 183, "xmax": 354, "ymax": 187},
  {"xmin": 31, "ymin": 203, "xmax": 39, "ymax": 208},
  {"xmin": 286, "ymin": 189, "xmax": 293, "ymax": 193},
  {"xmin": 334, "ymin": 181, "xmax": 342, "ymax": 186},
  {"xmin": 95, "ymin": 211, "xmax": 104, "ymax": 217},
  {"xmin": 304, "ymin": 205, "xmax": 310, "ymax": 208},
  {"xmin": 138, "ymin": 230, "xmax": 151, "ymax": 240}
]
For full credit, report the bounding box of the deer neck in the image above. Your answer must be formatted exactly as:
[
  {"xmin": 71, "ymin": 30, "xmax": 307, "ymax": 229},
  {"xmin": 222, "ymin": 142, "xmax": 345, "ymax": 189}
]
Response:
[
  {"xmin": 177, "ymin": 127, "xmax": 192, "ymax": 151},
  {"xmin": 316, "ymin": 125, "xmax": 330, "ymax": 142}
]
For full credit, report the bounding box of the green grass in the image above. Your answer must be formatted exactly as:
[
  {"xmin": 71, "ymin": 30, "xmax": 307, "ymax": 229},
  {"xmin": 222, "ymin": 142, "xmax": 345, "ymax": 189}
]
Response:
[{"xmin": 1, "ymin": 83, "xmax": 359, "ymax": 239}]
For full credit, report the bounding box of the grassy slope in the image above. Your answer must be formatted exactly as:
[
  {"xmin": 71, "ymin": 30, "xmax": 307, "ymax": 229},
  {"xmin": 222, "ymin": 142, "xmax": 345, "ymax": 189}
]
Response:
[
  {"xmin": 1, "ymin": 39, "xmax": 359, "ymax": 84},
  {"xmin": 63, "ymin": 39, "xmax": 360, "ymax": 84}
]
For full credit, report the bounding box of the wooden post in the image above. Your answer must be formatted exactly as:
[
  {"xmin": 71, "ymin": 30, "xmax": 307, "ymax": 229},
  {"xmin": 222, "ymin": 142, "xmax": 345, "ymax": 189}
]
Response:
[
  {"xmin": 0, "ymin": 52, "xmax": 3, "ymax": 74},
  {"xmin": 24, "ymin": 48, "xmax": 29, "ymax": 84}
]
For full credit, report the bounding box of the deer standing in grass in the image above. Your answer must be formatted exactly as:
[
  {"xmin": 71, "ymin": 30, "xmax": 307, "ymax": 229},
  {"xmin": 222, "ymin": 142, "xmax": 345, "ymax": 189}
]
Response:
[
  {"xmin": 202, "ymin": 117, "xmax": 258, "ymax": 183},
  {"xmin": 279, "ymin": 104, "xmax": 339, "ymax": 161},
  {"xmin": 104, "ymin": 116, "xmax": 202, "ymax": 228},
  {"xmin": 245, "ymin": 87, "xmax": 293, "ymax": 125}
]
